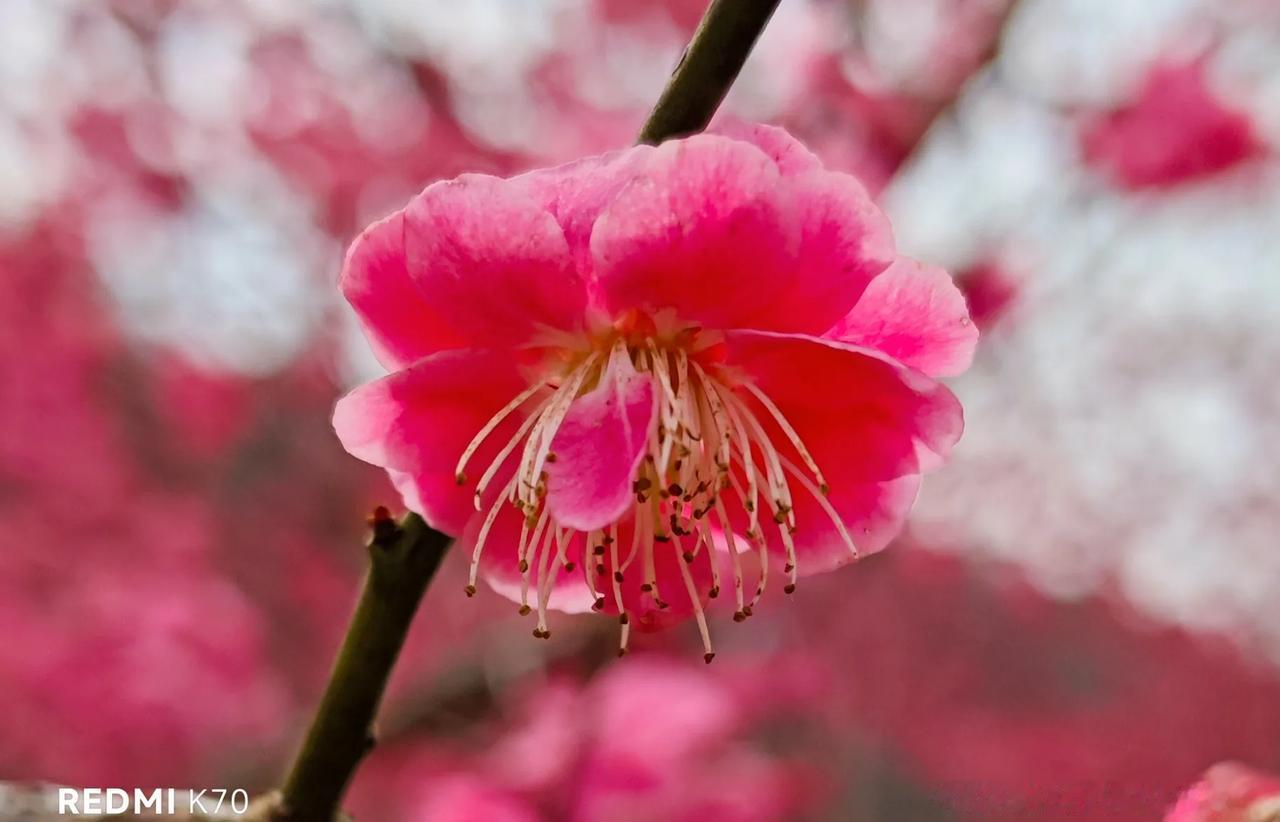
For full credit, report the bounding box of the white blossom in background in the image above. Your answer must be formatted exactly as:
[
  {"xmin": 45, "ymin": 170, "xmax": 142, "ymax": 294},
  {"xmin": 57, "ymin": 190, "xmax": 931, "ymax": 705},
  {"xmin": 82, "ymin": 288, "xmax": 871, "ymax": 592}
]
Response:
[
  {"xmin": 891, "ymin": 0, "xmax": 1280, "ymax": 661},
  {"xmin": 89, "ymin": 163, "xmax": 334, "ymax": 376}
]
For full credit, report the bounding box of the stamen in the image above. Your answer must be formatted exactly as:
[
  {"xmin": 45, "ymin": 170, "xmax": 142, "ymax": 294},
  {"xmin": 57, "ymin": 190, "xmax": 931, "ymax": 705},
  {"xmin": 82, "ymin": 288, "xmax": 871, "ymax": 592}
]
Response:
[
  {"xmin": 692, "ymin": 362, "xmax": 733, "ymax": 472},
  {"xmin": 649, "ymin": 342, "xmax": 679, "ymax": 473},
  {"xmin": 469, "ymin": 475, "xmax": 519, "ymax": 591},
  {"xmin": 707, "ymin": 377, "xmax": 758, "ymax": 530},
  {"xmin": 519, "ymin": 505, "xmax": 552, "ymax": 611},
  {"xmin": 673, "ymin": 535, "xmax": 715, "ymax": 663},
  {"xmin": 780, "ymin": 456, "xmax": 859, "ymax": 560},
  {"xmin": 459, "ymin": 323, "xmax": 827, "ymax": 645},
  {"xmin": 607, "ymin": 522, "xmax": 625, "ymax": 616},
  {"xmin": 713, "ymin": 497, "xmax": 747, "ymax": 617},
  {"xmin": 534, "ymin": 525, "xmax": 562, "ymax": 637},
  {"xmin": 473, "ymin": 399, "xmax": 550, "ymax": 508},
  {"xmin": 743, "ymin": 461, "xmax": 798, "ymax": 594},
  {"xmin": 695, "ymin": 518, "xmax": 722, "ymax": 600},
  {"xmin": 520, "ymin": 355, "xmax": 598, "ymax": 509},
  {"xmin": 514, "ymin": 511, "xmax": 530, "ymax": 607},
  {"xmin": 748, "ymin": 525, "xmax": 769, "ymax": 613},
  {"xmin": 455, "ymin": 380, "xmax": 547, "ymax": 484},
  {"xmin": 617, "ymin": 616, "xmax": 631, "ymax": 657},
  {"xmin": 721, "ymin": 388, "xmax": 793, "ymax": 519},
  {"xmin": 777, "ymin": 518, "xmax": 799, "ymax": 594},
  {"xmin": 583, "ymin": 529, "xmax": 601, "ymax": 604},
  {"xmin": 620, "ymin": 495, "xmax": 645, "ymax": 573},
  {"xmin": 643, "ymin": 496, "xmax": 664, "ymax": 606}
]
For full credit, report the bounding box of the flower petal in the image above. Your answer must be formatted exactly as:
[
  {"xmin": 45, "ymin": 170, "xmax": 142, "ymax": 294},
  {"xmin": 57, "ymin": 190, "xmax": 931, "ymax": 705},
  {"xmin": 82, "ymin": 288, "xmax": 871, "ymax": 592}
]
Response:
[
  {"xmin": 710, "ymin": 119, "xmax": 823, "ymax": 176},
  {"xmin": 723, "ymin": 330, "xmax": 964, "ymax": 485},
  {"xmin": 591, "ymin": 135, "xmax": 786, "ymax": 330},
  {"xmin": 404, "ymin": 174, "xmax": 588, "ymax": 347},
  {"xmin": 749, "ymin": 167, "xmax": 896, "ymax": 334},
  {"xmin": 546, "ymin": 352, "xmax": 655, "ymax": 532},
  {"xmin": 340, "ymin": 210, "xmax": 468, "ymax": 370},
  {"xmin": 828, "ymin": 257, "xmax": 978, "ymax": 378},
  {"xmin": 333, "ymin": 349, "xmax": 537, "ymax": 535},
  {"xmin": 512, "ymin": 145, "xmax": 654, "ymax": 279},
  {"xmin": 591, "ymin": 133, "xmax": 893, "ymax": 335}
]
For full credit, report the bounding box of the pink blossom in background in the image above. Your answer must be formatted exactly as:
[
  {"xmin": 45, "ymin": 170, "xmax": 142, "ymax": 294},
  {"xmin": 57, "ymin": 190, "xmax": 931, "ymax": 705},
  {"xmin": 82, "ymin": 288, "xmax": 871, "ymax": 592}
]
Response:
[
  {"xmin": 347, "ymin": 658, "xmax": 823, "ymax": 822},
  {"xmin": 335, "ymin": 123, "xmax": 976, "ymax": 656},
  {"xmin": 759, "ymin": 546, "xmax": 1280, "ymax": 821},
  {"xmin": 1166, "ymin": 762, "xmax": 1280, "ymax": 822},
  {"xmin": 953, "ymin": 260, "xmax": 1020, "ymax": 331},
  {"xmin": 1081, "ymin": 59, "xmax": 1264, "ymax": 189}
]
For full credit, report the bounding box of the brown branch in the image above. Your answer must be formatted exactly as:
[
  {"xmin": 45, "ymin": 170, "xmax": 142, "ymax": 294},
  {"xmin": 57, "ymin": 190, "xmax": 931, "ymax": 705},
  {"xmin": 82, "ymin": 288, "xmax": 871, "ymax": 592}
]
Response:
[
  {"xmin": 271, "ymin": 511, "xmax": 450, "ymax": 822},
  {"xmin": 638, "ymin": 0, "xmax": 784, "ymax": 145}
]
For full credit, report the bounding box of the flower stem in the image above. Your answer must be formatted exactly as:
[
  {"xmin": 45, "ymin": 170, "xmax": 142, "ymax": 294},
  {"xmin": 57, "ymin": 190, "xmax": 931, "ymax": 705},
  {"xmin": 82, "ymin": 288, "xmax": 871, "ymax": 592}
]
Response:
[
  {"xmin": 272, "ymin": 511, "xmax": 451, "ymax": 821},
  {"xmin": 638, "ymin": 0, "xmax": 783, "ymax": 145}
]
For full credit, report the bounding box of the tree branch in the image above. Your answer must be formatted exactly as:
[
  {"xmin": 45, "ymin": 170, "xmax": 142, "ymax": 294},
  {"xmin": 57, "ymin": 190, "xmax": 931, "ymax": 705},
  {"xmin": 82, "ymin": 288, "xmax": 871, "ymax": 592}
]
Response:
[
  {"xmin": 638, "ymin": 0, "xmax": 783, "ymax": 145},
  {"xmin": 272, "ymin": 511, "xmax": 450, "ymax": 822}
]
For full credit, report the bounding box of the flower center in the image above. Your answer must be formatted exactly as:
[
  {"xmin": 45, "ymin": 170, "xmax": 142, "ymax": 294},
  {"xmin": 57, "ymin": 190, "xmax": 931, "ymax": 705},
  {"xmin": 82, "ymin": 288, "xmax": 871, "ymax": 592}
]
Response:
[{"xmin": 453, "ymin": 312, "xmax": 855, "ymax": 660}]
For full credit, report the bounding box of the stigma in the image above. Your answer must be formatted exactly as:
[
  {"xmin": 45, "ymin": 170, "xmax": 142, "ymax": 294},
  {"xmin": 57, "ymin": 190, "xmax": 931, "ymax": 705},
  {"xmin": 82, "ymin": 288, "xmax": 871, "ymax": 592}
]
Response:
[{"xmin": 452, "ymin": 311, "xmax": 857, "ymax": 661}]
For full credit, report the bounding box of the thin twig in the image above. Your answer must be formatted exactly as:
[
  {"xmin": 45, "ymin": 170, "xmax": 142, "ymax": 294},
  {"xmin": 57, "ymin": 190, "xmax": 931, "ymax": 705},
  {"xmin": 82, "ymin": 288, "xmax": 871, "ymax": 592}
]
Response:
[
  {"xmin": 272, "ymin": 511, "xmax": 450, "ymax": 821},
  {"xmin": 638, "ymin": 0, "xmax": 783, "ymax": 145}
]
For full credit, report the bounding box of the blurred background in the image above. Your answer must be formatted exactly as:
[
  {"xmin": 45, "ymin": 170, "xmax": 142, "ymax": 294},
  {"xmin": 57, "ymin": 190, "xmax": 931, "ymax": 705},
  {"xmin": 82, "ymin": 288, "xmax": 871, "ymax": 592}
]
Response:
[{"xmin": 3, "ymin": 0, "xmax": 1280, "ymax": 819}]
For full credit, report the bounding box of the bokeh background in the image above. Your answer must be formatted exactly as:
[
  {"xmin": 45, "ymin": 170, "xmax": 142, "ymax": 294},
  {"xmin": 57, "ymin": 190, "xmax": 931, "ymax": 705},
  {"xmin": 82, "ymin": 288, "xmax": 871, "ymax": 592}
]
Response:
[{"xmin": 4, "ymin": 0, "xmax": 1280, "ymax": 819}]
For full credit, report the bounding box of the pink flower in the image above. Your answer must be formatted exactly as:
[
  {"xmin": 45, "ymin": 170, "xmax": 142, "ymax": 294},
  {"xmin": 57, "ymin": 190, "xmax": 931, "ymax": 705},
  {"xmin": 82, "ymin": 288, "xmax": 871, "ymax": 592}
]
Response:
[
  {"xmin": 1166, "ymin": 762, "xmax": 1280, "ymax": 822},
  {"xmin": 335, "ymin": 124, "xmax": 974, "ymax": 655},
  {"xmin": 1081, "ymin": 59, "xmax": 1263, "ymax": 190},
  {"xmin": 346, "ymin": 658, "xmax": 823, "ymax": 822}
]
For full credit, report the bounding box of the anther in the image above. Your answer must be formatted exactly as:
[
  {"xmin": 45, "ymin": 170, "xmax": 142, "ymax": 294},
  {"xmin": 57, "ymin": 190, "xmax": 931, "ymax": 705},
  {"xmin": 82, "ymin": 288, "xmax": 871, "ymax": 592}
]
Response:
[
  {"xmin": 614, "ymin": 571, "xmax": 624, "ymax": 583},
  {"xmin": 564, "ymin": 561, "xmax": 576, "ymax": 572},
  {"xmin": 733, "ymin": 610, "xmax": 746, "ymax": 622},
  {"xmin": 708, "ymin": 586, "xmax": 720, "ymax": 599},
  {"xmin": 704, "ymin": 653, "xmax": 716, "ymax": 664},
  {"xmin": 784, "ymin": 583, "xmax": 797, "ymax": 594},
  {"xmin": 640, "ymin": 583, "xmax": 653, "ymax": 592},
  {"xmin": 464, "ymin": 584, "xmax": 476, "ymax": 597},
  {"xmin": 454, "ymin": 473, "xmax": 467, "ymax": 486},
  {"xmin": 592, "ymin": 597, "xmax": 605, "ymax": 611},
  {"xmin": 519, "ymin": 605, "xmax": 532, "ymax": 616},
  {"xmin": 682, "ymin": 551, "xmax": 695, "ymax": 564},
  {"xmin": 619, "ymin": 613, "xmax": 630, "ymax": 625}
]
